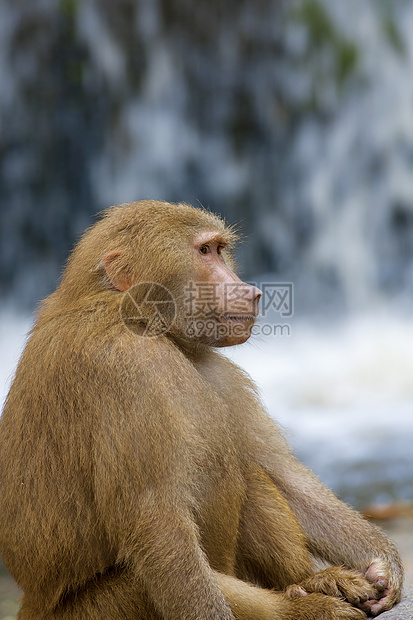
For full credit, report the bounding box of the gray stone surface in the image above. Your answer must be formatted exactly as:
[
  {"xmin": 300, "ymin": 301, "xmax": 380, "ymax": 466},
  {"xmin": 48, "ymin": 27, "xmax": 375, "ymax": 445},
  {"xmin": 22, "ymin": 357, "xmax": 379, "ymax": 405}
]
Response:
[{"xmin": 380, "ymin": 588, "xmax": 413, "ymax": 619}]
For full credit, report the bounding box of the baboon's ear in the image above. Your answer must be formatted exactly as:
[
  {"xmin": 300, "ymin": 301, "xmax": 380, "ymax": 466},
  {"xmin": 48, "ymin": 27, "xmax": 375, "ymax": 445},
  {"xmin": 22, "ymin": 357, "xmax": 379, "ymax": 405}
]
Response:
[{"xmin": 101, "ymin": 250, "xmax": 132, "ymax": 292}]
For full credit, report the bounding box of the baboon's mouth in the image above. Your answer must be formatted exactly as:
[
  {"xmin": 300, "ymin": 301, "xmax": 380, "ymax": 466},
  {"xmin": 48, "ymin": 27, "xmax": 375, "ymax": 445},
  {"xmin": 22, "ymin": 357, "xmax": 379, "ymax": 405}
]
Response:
[{"xmin": 219, "ymin": 314, "xmax": 255, "ymax": 322}]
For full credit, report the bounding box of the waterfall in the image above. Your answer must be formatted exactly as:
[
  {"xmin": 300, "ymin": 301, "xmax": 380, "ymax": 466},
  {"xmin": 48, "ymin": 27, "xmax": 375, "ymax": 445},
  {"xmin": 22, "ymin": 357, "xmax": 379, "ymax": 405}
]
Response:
[{"xmin": 0, "ymin": 0, "xmax": 412, "ymax": 312}]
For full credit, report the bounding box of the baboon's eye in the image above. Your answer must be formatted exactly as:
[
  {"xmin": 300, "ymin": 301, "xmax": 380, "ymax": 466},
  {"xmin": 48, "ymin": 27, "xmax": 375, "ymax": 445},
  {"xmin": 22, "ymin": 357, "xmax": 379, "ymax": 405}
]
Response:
[{"xmin": 199, "ymin": 245, "xmax": 209, "ymax": 255}]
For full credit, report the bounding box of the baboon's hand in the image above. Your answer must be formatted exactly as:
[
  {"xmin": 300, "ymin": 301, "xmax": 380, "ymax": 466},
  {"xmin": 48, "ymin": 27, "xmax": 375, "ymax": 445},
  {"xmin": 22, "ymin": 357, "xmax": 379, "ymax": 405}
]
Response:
[
  {"xmin": 360, "ymin": 560, "xmax": 403, "ymax": 616},
  {"xmin": 285, "ymin": 566, "xmax": 378, "ymax": 610},
  {"xmin": 284, "ymin": 590, "xmax": 367, "ymax": 619}
]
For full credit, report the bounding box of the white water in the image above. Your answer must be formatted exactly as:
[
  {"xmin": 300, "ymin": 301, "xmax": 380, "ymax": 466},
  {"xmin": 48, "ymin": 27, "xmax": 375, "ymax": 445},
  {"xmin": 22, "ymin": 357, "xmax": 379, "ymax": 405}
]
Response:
[
  {"xmin": 1, "ymin": 308, "xmax": 412, "ymax": 508},
  {"xmin": 227, "ymin": 311, "xmax": 413, "ymax": 507}
]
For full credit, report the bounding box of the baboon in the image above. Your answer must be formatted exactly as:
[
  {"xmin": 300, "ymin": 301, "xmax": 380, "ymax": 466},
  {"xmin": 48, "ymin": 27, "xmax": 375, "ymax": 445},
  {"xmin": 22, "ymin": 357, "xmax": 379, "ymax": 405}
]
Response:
[{"xmin": 0, "ymin": 201, "xmax": 403, "ymax": 619}]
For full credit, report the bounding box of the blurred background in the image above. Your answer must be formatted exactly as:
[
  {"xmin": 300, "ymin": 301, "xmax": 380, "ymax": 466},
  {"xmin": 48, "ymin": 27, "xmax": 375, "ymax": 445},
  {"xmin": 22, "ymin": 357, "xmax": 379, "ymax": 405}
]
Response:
[{"xmin": 1, "ymin": 0, "xmax": 413, "ymax": 615}]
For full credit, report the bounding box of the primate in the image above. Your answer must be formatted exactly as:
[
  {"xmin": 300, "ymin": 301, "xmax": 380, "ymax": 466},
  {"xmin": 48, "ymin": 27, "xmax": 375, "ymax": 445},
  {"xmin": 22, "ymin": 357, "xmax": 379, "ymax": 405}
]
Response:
[{"xmin": 0, "ymin": 201, "xmax": 403, "ymax": 619}]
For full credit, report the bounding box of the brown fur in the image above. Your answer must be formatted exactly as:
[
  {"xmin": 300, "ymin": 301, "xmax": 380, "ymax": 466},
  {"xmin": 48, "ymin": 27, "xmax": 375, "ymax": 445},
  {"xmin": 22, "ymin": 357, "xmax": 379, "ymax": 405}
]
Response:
[{"xmin": 0, "ymin": 201, "xmax": 403, "ymax": 619}]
